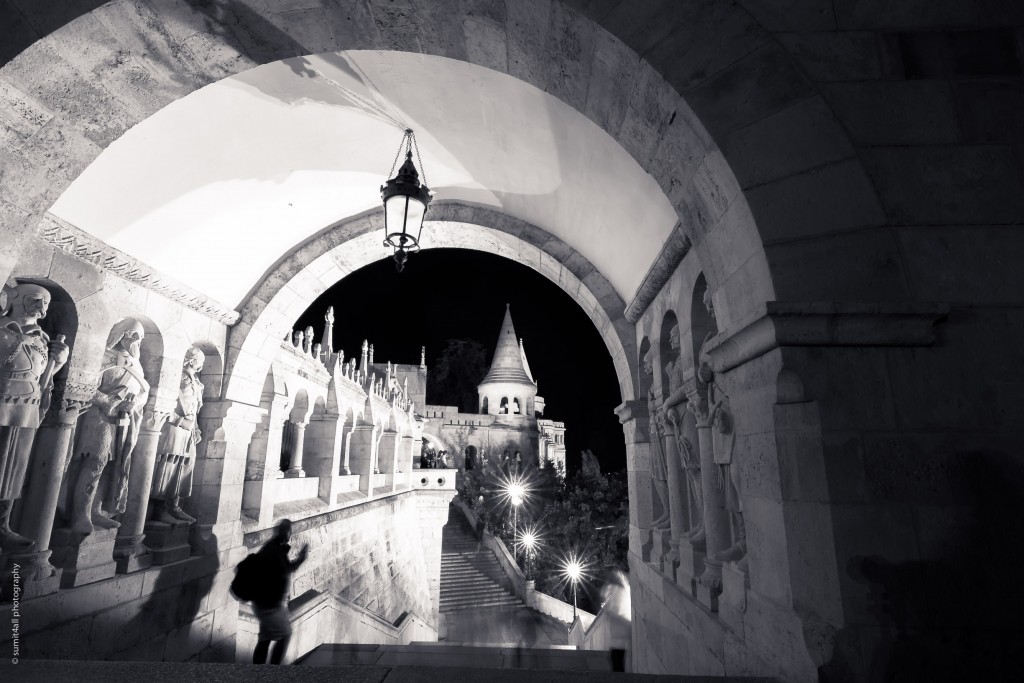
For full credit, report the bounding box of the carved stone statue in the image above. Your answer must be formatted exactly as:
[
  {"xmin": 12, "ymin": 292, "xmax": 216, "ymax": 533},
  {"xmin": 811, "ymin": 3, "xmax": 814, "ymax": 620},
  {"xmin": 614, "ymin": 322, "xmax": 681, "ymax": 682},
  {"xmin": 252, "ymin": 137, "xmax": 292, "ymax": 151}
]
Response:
[
  {"xmin": 70, "ymin": 318, "xmax": 150, "ymax": 535},
  {"xmin": 660, "ymin": 324, "xmax": 705, "ymax": 543},
  {"xmin": 642, "ymin": 349, "xmax": 670, "ymax": 529},
  {"xmin": 150, "ymin": 347, "xmax": 204, "ymax": 525},
  {"xmin": 710, "ymin": 397, "xmax": 745, "ymax": 566},
  {"xmin": 0, "ymin": 283, "xmax": 70, "ymax": 551}
]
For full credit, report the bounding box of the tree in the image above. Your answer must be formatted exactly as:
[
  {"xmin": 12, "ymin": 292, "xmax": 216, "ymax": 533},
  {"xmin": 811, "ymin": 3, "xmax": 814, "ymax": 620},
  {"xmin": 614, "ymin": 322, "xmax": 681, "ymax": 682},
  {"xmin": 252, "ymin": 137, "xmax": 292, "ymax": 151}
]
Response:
[
  {"xmin": 427, "ymin": 338, "xmax": 488, "ymax": 412},
  {"xmin": 532, "ymin": 468, "xmax": 629, "ymax": 612}
]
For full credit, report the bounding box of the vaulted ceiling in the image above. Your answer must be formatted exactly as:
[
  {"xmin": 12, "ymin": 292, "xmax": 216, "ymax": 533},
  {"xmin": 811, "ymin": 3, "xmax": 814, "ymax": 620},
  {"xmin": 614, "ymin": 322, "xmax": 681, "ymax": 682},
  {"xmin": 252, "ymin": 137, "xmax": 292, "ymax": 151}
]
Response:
[{"xmin": 50, "ymin": 51, "xmax": 677, "ymax": 308}]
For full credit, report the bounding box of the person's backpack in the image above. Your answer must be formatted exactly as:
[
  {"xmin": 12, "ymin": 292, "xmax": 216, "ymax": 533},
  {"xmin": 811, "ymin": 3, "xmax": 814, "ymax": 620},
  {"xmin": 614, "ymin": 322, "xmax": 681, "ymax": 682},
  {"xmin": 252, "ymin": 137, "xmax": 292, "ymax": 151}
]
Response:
[{"xmin": 230, "ymin": 552, "xmax": 262, "ymax": 602}]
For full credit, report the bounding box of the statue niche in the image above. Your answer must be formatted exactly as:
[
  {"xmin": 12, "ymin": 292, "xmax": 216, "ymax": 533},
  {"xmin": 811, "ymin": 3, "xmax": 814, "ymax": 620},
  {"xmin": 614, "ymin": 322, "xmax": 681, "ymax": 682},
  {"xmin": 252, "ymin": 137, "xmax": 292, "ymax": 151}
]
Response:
[
  {"xmin": 149, "ymin": 347, "xmax": 204, "ymax": 525},
  {"xmin": 0, "ymin": 282, "xmax": 70, "ymax": 552},
  {"xmin": 642, "ymin": 349, "xmax": 670, "ymax": 530},
  {"xmin": 68, "ymin": 318, "xmax": 150, "ymax": 535},
  {"xmin": 659, "ymin": 324, "xmax": 705, "ymax": 544}
]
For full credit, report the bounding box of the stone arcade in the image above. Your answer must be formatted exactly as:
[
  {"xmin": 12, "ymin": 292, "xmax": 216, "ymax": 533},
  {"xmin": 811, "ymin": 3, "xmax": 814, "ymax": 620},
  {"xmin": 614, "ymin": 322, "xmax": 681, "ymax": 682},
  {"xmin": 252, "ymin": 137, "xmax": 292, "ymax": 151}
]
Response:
[{"xmin": 1, "ymin": 2, "xmax": 1023, "ymax": 681}]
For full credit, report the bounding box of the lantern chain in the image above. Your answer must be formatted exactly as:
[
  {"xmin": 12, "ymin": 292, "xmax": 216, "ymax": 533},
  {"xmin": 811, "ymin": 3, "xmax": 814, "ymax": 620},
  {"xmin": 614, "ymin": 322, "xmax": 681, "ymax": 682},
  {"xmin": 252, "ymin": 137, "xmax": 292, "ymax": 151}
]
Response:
[
  {"xmin": 386, "ymin": 129, "xmax": 411, "ymax": 180},
  {"xmin": 410, "ymin": 130, "xmax": 428, "ymax": 189}
]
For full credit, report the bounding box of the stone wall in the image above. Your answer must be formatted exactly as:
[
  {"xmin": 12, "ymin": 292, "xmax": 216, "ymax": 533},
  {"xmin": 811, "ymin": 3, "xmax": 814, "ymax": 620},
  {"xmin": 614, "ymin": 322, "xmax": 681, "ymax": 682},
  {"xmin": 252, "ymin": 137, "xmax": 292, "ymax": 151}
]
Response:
[{"xmin": 246, "ymin": 490, "xmax": 449, "ymax": 629}]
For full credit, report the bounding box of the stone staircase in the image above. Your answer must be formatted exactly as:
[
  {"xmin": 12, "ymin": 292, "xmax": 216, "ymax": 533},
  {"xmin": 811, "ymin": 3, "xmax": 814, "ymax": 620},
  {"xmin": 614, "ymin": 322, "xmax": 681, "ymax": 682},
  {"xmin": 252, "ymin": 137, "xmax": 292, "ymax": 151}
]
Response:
[{"xmin": 441, "ymin": 505, "xmax": 523, "ymax": 613}]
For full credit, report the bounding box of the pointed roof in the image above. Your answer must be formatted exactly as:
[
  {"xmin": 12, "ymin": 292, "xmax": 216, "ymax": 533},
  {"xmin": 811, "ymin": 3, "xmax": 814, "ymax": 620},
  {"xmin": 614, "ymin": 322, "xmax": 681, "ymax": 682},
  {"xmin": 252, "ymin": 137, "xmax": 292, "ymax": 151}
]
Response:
[
  {"xmin": 479, "ymin": 304, "xmax": 535, "ymax": 387},
  {"xmin": 519, "ymin": 338, "xmax": 534, "ymax": 383}
]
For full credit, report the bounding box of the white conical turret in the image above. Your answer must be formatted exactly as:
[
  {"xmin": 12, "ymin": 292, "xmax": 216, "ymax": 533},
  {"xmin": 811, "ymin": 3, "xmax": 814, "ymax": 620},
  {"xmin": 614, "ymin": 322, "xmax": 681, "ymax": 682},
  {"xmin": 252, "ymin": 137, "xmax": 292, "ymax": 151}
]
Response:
[{"xmin": 477, "ymin": 304, "xmax": 537, "ymax": 416}]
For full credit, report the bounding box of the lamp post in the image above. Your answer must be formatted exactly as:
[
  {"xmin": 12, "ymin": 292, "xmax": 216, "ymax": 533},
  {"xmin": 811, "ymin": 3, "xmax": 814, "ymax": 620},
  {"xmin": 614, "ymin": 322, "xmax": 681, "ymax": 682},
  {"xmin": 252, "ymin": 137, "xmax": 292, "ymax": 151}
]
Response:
[
  {"xmin": 507, "ymin": 479, "xmax": 525, "ymax": 564},
  {"xmin": 511, "ymin": 493, "xmax": 522, "ymax": 561},
  {"xmin": 565, "ymin": 558, "xmax": 583, "ymax": 620},
  {"xmin": 521, "ymin": 529, "xmax": 537, "ymax": 579},
  {"xmin": 381, "ymin": 129, "xmax": 432, "ymax": 272}
]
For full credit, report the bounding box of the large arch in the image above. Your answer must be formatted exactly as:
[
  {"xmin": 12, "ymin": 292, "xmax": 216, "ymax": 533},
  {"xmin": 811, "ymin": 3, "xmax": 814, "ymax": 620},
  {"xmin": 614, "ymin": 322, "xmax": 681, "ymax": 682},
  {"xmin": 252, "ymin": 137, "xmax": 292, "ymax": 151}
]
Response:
[
  {"xmin": 0, "ymin": 0, "xmax": 801, "ymax": 334},
  {"xmin": 224, "ymin": 203, "xmax": 637, "ymax": 408},
  {"xmin": 3, "ymin": 2, "xmax": 1022, "ymax": 680}
]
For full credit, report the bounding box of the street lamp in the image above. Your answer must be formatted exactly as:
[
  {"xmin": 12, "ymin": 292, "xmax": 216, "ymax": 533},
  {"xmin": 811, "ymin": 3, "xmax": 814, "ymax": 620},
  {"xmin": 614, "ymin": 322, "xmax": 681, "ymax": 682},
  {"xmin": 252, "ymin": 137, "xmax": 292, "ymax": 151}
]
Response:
[
  {"xmin": 564, "ymin": 556, "xmax": 583, "ymax": 620},
  {"xmin": 504, "ymin": 477, "xmax": 527, "ymax": 564},
  {"xmin": 381, "ymin": 129, "xmax": 432, "ymax": 272},
  {"xmin": 520, "ymin": 528, "xmax": 538, "ymax": 580},
  {"xmin": 511, "ymin": 491, "xmax": 523, "ymax": 562}
]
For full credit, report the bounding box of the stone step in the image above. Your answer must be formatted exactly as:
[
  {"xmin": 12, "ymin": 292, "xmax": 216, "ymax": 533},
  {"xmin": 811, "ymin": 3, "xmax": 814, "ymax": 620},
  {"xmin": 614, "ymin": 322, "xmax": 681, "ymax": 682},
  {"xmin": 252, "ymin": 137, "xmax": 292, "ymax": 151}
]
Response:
[
  {"xmin": 440, "ymin": 581, "xmax": 503, "ymax": 589},
  {"xmin": 440, "ymin": 597, "xmax": 522, "ymax": 609},
  {"xmin": 441, "ymin": 586, "xmax": 506, "ymax": 596}
]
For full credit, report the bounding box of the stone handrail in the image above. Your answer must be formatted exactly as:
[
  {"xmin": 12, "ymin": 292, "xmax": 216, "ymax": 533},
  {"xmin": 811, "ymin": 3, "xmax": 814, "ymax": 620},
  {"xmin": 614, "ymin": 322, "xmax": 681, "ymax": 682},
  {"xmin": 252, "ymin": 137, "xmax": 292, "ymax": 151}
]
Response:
[{"xmin": 237, "ymin": 589, "xmax": 436, "ymax": 664}]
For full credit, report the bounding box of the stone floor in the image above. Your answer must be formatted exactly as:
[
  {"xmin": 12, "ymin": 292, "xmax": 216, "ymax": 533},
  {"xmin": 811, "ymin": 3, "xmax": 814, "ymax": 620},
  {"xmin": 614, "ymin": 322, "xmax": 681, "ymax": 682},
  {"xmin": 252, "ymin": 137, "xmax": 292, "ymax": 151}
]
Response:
[
  {"xmin": 0, "ymin": 660, "xmax": 778, "ymax": 682},
  {"xmin": 297, "ymin": 642, "xmax": 612, "ymax": 670}
]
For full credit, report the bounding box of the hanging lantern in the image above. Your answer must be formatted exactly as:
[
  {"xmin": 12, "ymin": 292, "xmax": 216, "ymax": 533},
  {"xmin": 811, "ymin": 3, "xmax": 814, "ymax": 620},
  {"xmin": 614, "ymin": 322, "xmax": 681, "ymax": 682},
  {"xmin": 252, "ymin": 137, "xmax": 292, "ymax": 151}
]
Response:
[{"xmin": 381, "ymin": 129, "xmax": 432, "ymax": 272}]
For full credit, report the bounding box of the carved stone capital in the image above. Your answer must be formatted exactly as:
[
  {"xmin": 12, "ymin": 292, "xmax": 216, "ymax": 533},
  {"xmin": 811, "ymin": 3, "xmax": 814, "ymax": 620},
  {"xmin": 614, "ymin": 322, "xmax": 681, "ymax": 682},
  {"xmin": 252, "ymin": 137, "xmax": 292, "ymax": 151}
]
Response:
[
  {"xmin": 43, "ymin": 398, "xmax": 91, "ymax": 427},
  {"xmin": 614, "ymin": 399, "xmax": 648, "ymax": 425},
  {"xmin": 686, "ymin": 389, "xmax": 711, "ymax": 427},
  {"xmin": 141, "ymin": 410, "xmax": 173, "ymax": 433}
]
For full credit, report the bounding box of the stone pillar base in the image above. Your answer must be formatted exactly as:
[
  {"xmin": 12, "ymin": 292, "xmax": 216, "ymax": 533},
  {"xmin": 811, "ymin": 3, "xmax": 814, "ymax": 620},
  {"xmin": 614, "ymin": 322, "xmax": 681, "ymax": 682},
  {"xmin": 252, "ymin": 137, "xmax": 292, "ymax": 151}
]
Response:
[
  {"xmin": 2, "ymin": 549, "xmax": 61, "ymax": 600},
  {"xmin": 676, "ymin": 543, "xmax": 706, "ymax": 597},
  {"xmin": 649, "ymin": 528, "xmax": 670, "ymax": 574},
  {"xmin": 50, "ymin": 527, "xmax": 118, "ymax": 588},
  {"xmin": 720, "ymin": 561, "xmax": 749, "ymax": 633},
  {"xmin": 114, "ymin": 533, "xmax": 153, "ymax": 574},
  {"xmin": 144, "ymin": 520, "xmax": 193, "ymax": 565},
  {"xmin": 283, "ymin": 468, "xmax": 306, "ymax": 478},
  {"xmin": 640, "ymin": 528, "xmax": 653, "ymax": 563}
]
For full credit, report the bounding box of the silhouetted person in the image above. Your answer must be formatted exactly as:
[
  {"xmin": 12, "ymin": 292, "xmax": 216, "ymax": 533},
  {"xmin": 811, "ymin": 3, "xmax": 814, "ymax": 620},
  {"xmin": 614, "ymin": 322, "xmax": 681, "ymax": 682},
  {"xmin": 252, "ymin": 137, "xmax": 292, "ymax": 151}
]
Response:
[
  {"xmin": 253, "ymin": 519, "xmax": 308, "ymax": 665},
  {"xmin": 475, "ymin": 511, "xmax": 489, "ymax": 553}
]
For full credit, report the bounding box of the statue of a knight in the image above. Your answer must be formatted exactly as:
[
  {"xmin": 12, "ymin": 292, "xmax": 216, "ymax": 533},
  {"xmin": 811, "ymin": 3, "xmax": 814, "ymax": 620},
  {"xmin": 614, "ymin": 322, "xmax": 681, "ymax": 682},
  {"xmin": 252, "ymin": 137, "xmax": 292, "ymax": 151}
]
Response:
[{"xmin": 0, "ymin": 282, "xmax": 70, "ymax": 551}]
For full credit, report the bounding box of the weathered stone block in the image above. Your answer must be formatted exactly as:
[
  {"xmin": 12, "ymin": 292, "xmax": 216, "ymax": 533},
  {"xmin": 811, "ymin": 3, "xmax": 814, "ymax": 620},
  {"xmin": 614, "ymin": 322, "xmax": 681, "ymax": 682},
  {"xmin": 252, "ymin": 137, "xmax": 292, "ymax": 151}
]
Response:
[
  {"xmin": 835, "ymin": 0, "xmax": 978, "ymax": 30},
  {"xmin": 740, "ymin": 0, "xmax": 837, "ymax": 31},
  {"xmin": 825, "ymin": 81, "xmax": 961, "ymax": 145},
  {"xmin": 765, "ymin": 228, "xmax": 910, "ymax": 303},
  {"xmin": 718, "ymin": 96, "xmax": 854, "ymax": 188},
  {"xmin": 954, "ymin": 79, "xmax": 1024, "ymax": 143},
  {"xmin": 645, "ymin": 2, "xmax": 771, "ymax": 94},
  {"xmin": 862, "ymin": 145, "xmax": 1024, "ymax": 225},
  {"xmin": 680, "ymin": 42, "xmax": 813, "ymax": 139},
  {"xmin": 776, "ymin": 30, "xmax": 883, "ymax": 81},
  {"xmin": 50, "ymin": 527, "xmax": 118, "ymax": 588},
  {"xmin": 747, "ymin": 159, "xmax": 887, "ymax": 244},
  {"xmin": 897, "ymin": 225, "xmax": 1024, "ymax": 303},
  {"xmin": 143, "ymin": 520, "xmax": 193, "ymax": 566}
]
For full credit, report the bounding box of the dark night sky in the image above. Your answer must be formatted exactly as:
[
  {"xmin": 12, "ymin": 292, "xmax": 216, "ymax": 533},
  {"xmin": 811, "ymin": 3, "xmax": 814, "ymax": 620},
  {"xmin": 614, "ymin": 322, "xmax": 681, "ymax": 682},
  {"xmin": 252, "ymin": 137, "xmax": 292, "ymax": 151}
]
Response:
[{"xmin": 294, "ymin": 248, "xmax": 626, "ymax": 473}]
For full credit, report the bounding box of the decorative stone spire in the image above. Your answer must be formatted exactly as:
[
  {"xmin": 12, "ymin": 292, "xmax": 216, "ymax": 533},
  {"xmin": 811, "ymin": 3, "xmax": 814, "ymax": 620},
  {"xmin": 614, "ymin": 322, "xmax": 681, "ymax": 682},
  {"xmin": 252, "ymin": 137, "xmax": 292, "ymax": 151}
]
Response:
[
  {"xmin": 360, "ymin": 340, "xmax": 368, "ymax": 371},
  {"xmin": 369, "ymin": 344, "xmax": 375, "ymax": 366},
  {"xmin": 420, "ymin": 346, "xmax": 426, "ymax": 371},
  {"xmin": 322, "ymin": 306, "xmax": 335, "ymax": 356},
  {"xmin": 479, "ymin": 304, "xmax": 535, "ymax": 387}
]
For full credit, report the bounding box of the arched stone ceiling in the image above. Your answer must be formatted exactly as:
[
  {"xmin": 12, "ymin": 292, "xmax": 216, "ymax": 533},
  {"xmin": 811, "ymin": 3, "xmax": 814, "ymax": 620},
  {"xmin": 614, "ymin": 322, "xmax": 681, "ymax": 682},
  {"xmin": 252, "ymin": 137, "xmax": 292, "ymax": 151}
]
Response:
[{"xmin": 49, "ymin": 50, "xmax": 678, "ymax": 308}]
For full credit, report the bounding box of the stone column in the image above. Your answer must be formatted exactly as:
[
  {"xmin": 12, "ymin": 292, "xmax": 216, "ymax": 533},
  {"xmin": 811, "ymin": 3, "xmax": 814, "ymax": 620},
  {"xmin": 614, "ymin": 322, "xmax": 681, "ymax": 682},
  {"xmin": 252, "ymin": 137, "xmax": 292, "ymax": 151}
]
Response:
[
  {"xmin": 114, "ymin": 409, "xmax": 172, "ymax": 573},
  {"xmin": 191, "ymin": 399, "xmax": 264, "ymax": 556},
  {"xmin": 688, "ymin": 384, "xmax": 729, "ymax": 611},
  {"xmin": 614, "ymin": 400, "xmax": 654, "ymax": 564},
  {"xmin": 349, "ymin": 423, "xmax": 379, "ymax": 496},
  {"xmin": 10, "ymin": 397, "xmax": 89, "ymax": 598},
  {"xmin": 283, "ymin": 421, "xmax": 307, "ymax": 478},
  {"xmin": 242, "ymin": 397, "xmax": 287, "ymax": 528}
]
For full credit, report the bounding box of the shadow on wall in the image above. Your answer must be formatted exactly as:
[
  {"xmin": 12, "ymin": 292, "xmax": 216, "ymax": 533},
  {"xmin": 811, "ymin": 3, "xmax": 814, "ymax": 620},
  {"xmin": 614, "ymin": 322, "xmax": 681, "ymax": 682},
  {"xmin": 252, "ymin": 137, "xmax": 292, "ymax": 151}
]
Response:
[
  {"xmin": 820, "ymin": 451, "xmax": 1024, "ymax": 682},
  {"xmin": 121, "ymin": 531, "xmax": 219, "ymax": 661}
]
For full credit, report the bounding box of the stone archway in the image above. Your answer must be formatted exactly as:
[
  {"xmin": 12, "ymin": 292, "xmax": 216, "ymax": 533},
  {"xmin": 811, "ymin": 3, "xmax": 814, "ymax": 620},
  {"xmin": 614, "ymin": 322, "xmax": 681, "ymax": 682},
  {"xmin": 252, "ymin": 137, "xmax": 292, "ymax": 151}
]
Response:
[
  {"xmin": 224, "ymin": 203, "xmax": 637, "ymax": 408},
  {"xmin": 0, "ymin": 0, "xmax": 847, "ymax": 335}
]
